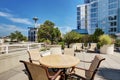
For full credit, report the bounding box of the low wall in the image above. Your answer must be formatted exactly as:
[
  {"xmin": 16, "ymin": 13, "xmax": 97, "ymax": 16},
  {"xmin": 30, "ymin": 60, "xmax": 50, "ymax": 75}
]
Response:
[{"xmin": 0, "ymin": 50, "xmax": 29, "ymax": 73}]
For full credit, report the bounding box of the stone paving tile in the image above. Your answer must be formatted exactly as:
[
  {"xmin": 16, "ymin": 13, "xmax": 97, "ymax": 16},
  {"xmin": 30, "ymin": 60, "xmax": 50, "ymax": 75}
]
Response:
[{"xmin": 0, "ymin": 51, "xmax": 120, "ymax": 80}]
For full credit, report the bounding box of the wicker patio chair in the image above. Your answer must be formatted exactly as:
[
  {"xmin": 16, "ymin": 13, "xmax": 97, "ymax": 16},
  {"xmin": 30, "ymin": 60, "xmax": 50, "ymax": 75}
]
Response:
[
  {"xmin": 64, "ymin": 48, "xmax": 75, "ymax": 56},
  {"xmin": 27, "ymin": 49, "xmax": 41, "ymax": 64},
  {"xmin": 69, "ymin": 55, "xmax": 105, "ymax": 80},
  {"xmin": 20, "ymin": 60, "xmax": 62, "ymax": 80}
]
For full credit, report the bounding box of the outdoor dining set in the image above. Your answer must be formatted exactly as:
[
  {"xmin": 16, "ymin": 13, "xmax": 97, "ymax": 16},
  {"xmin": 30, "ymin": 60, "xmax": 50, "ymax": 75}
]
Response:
[{"xmin": 20, "ymin": 45, "xmax": 105, "ymax": 80}]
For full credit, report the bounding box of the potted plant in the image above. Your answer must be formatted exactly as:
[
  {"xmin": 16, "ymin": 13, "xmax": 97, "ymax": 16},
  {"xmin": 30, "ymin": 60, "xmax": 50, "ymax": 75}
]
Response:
[
  {"xmin": 99, "ymin": 35, "xmax": 114, "ymax": 54},
  {"xmin": 115, "ymin": 39, "xmax": 120, "ymax": 51}
]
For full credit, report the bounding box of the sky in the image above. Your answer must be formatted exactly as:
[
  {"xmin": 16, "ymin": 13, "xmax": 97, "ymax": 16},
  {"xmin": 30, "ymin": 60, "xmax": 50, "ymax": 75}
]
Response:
[{"xmin": 0, "ymin": 0, "xmax": 83, "ymax": 37}]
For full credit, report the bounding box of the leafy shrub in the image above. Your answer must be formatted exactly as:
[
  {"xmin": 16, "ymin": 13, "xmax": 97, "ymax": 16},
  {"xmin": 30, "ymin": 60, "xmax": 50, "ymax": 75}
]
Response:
[
  {"xmin": 58, "ymin": 42, "xmax": 65, "ymax": 49},
  {"xmin": 99, "ymin": 35, "xmax": 113, "ymax": 47},
  {"xmin": 115, "ymin": 39, "xmax": 120, "ymax": 47},
  {"xmin": 44, "ymin": 39, "xmax": 51, "ymax": 45}
]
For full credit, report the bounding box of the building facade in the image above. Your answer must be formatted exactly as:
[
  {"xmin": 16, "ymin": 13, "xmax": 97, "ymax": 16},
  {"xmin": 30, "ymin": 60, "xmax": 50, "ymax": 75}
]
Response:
[
  {"xmin": 76, "ymin": 4, "xmax": 90, "ymax": 34},
  {"xmin": 28, "ymin": 27, "xmax": 38, "ymax": 42},
  {"xmin": 77, "ymin": 0, "xmax": 120, "ymax": 35}
]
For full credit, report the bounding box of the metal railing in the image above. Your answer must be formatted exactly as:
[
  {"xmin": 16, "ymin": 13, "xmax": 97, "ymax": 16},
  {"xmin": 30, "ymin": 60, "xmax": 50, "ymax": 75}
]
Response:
[{"xmin": 0, "ymin": 42, "xmax": 44, "ymax": 54}]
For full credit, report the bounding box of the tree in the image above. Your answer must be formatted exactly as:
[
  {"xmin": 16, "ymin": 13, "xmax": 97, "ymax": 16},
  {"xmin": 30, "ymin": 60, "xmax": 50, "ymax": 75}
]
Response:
[
  {"xmin": 9, "ymin": 31, "xmax": 27, "ymax": 42},
  {"xmin": 64, "ymin": 31, "xmax": 81, "ymax": 48},
  {"xmin": 92, "ymin": 28, "xmax": 104, "ymax": 42},
  {"xmin": 38, "ymin": 20, "xmax": 61, "ymax": 44}
]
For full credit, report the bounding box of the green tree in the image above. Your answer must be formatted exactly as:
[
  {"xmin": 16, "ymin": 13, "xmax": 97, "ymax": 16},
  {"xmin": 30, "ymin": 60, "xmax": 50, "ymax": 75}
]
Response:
[
  {"xmin": 38, "ymin": 20, "xmax": 61, "ymax": 44},
  {"xmin": 9, "ymin": 31, "xmax": 27, "ymax": 42},
  {"xmin": 92, "ymin": 28, "xmax": 104, "ymax": 42},
  {"xmin": 64, "ymin": 31, "xmax": 81, "ymax": 48}
]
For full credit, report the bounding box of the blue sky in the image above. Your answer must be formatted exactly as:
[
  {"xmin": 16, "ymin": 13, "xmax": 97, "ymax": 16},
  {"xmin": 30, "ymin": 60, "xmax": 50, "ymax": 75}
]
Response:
[{"xmin": 0, "ymin": 0, "xmax": 83, "ymax": 37}]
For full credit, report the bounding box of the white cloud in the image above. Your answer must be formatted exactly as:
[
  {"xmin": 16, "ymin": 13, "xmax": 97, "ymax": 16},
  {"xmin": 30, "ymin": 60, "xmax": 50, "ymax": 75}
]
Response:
[
  {"xmin": 0, "ymin": 24, "xmax": 27, "ymax": 37},
  {"xmin": 0, "ymin": 11, "xmax": 32, "ymax": 25},
  {"xmin": 9, "ymin": 17, "xmax": 32, "ymax": 25},
  {"xmin": 0, "ymin": 11, "xmax": 12, "ymax": 17},
  {"xmin": 0, "ymin": 8, "xmax": 12, "ymax": 12}
]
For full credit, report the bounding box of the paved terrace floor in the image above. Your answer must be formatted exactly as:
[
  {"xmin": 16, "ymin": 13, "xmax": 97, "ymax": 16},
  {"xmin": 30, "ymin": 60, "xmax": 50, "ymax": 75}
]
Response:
[{"xmin": 0, "ymin": 51, "xmax": 120, "ymax": 80}]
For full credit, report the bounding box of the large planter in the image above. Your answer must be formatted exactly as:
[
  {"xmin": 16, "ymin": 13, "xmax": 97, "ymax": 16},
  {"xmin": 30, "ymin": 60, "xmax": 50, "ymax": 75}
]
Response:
[{"xmin": 100, "ymin": 44, "xmax": 114, "ymax": 54}]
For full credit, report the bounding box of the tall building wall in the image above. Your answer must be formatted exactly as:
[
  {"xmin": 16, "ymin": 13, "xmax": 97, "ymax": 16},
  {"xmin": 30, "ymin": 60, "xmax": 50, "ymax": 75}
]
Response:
[
  {"xmin": 118, "ymin": 0, "xmax": 120, "ymax": 33},
  {"xmin": 98, "ymin": 0, "xmax": 108, "ymax": 34},
  {"xmin": 77, "ymin": 4, "xmax": 90, "ymax": 31},
  {"xmin": 78, "ymin": 0, "xmax": 120, "ymax": 35},
  {"xmin": 84, "ymin": 0, "xmax": 90, "ymax": 3}
]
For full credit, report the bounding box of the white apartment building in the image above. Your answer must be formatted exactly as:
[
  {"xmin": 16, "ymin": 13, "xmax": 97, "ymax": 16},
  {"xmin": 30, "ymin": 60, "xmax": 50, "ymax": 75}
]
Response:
[
  {"xmin": 77, "ymin": 0, "xmax": 120, "ymax": 35},
  {"xmin": 76, "ymin": 4, "xmax": 90, "ymax": 34}
]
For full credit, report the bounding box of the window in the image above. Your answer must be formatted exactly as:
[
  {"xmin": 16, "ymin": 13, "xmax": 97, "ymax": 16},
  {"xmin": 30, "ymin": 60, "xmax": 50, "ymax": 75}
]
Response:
[
  {"xmin": 77, "ymin": 26, "xmax": 80, "ymax": 29},
  {"xmin": 109, "ymin": 0, "xmax": 117, "ymax": 3},
  {"xmin": 110, "ymin": 22, "xmax": 117, "ymax": 26},
  {"xmin": 114, "ymin": 28, "xmax": 116, "ymax": 32},
  {"xmin": 77, "ymin": 16, "xmax": 80, "ymax": 20},
  {"xmin": 91, "ymin": 8, "xmax": 97, "ymax": 12},
  {"xmin": 77, "ymin": 22, "xmax": 81, "ymax": 26},
  {"xmin": 91, "ymin": 2, "xmax": 98, "ymax": 7},
  {"xmin": 77, "ymin": 7, "xmax": 80, "ymax": 11},
  {"xmin": 77, "ymin": 12, "xmax": 80, "ymax": 15},
  {"xmin": 109, "ymin": 3, "xmax": 117, "ymax": 9},
  {"xmin": 114, "ymin": 22, "xmax": 117, "ymax": 26},
  {"xmin": 110, "ymin": 28, "xmax": 113, "ymax": 32},
  {"xmin": 109, "ymin": 9, "xmax": 117, "ymax": 15},
  {"xmin": 114, "ymin": 15, "xmax": 117, "ymax": 20},
  {"xmin": 108, "ymin": 15, "xmax": 117, "ymax": 20},
  {"xmin": 91, "ymin": 0, "xmax": 97, "ymax": 2},
  {"xmin": 91, "ymin": 13, "xmax": 97, "ymax": 17}
]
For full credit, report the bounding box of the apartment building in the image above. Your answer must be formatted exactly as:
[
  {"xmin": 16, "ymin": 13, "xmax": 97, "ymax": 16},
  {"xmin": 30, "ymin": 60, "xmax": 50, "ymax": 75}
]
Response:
[{"xmin": 76, "ymin": 0, "xmax": 120, "ymax": 35}]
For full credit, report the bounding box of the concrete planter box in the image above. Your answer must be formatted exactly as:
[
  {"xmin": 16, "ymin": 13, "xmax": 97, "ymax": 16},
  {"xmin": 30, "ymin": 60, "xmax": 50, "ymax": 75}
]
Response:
[{"xmin": 100, "ymin": 44, "xmax": 114, "ymax": 54}]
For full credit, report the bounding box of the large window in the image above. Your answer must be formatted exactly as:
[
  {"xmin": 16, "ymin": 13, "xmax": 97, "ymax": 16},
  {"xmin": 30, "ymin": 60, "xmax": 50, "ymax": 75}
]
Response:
[
  {"xmin": 108, "ymin": 3, "xmax": 117, "ymax": 9},
  {"xmin": 110, "ymin": 22, "xmax": 117, "ymax": 26},
  {"xmin": 91, "ymin": 18, "xmax": 97, "ymax": 23},
  {"xmin": 110, "ymin": 28, "xmax": 117, "ymax": 32},
  {"xmin": 108, "ymin": 9, "xmax": 117, "ymax": 15},
  {"xmin": 90, "ymin": 0, "xmax": 97, "ymax": 2},
  {"xmin": 91, "ymin": 2, "xmax": 98, "ymax": 7},
  {"xmin": 91, "ymin": 13, "xmax": 97, "ymax": 17},
  {"xmin": 77, "ymin": 12, "xmax": 80, "ymax": 15},
  {"xmin": 108, "ymin": 15, "xmax": 117, "ymax": 20},
  {"xmin": 77, "ymin": 16, "xmax": 80, "ymax": 20},
  {"xmin": 91, "ymin": 8, "xmax": 97, "ymax": 12},
  {"xmin": 109, "ymin": 0, "xmax": 117, "ymax": 3},
  {"xmin": 77, "ymin": 7, "xmax": 80, "ymax": 11}
]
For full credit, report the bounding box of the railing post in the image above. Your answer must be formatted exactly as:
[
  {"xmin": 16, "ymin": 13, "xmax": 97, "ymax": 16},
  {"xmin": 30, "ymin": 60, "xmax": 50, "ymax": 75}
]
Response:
[
  {"xmin": 5, "ymin": 45, "xmax": 8, "ymax": 54},
  {"xmin": 38, "ymin": 43, "xmax": 41, "ymax": 49},
  {"xmin": 27, "ymin": 44, "xmax": 30, "ymax": 51}
]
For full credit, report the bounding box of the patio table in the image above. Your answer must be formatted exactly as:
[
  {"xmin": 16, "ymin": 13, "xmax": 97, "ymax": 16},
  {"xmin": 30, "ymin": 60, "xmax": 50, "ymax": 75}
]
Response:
[{"xmin": 39, "ymin": 54, "xmax": 79, "ymax": 80}]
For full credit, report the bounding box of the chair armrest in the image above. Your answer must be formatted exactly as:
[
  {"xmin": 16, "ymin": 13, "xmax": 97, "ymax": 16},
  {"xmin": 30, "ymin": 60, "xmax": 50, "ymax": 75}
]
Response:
[
  {"xmin": 75, "ymin": 66, "xmax": 96, "ymax": 72},
  {"xmin": 49, "ymin": 70, "xmax": 62, "ymax": 80},
  {"xmin": 30, "ymin": 59, "xmax": 39, "ymax": 62},
  {"xmin": 74, "ymin": 66, "xmax": 88, "ymax": 71},
  {"xmin": 80, "ymin": 60, "xmax": 92, "ymax": 63}
]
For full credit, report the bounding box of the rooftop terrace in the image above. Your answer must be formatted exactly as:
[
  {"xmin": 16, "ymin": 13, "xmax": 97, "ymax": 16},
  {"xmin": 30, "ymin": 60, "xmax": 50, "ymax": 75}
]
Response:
[{"xmin": 0, "ymin": 50, "xmax": 120, "ymax": 80}]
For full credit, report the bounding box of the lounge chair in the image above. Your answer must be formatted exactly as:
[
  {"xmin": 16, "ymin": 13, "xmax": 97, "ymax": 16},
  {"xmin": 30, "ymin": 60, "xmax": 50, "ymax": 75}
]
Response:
[
  {"xmin": 64, "ymin": 48, "xmax": 75, "ymax": 56},
  {"xmin": 20, "ymin": 60, "xmax": 62, "ymax": 80},
  {"xmin": 87, "ymin": 43, "xmax": 97, "ymax": 52},
  {"xmin": 68, "ymin": 55, "xmax": 105, "ymax": 80},
  {"xmin": 50, "ymin": 47, "xmax": 62, "ymax": 54},
  {"xmin": 27, "ymin": 49, "xmax": 41, "ymax": 64}
]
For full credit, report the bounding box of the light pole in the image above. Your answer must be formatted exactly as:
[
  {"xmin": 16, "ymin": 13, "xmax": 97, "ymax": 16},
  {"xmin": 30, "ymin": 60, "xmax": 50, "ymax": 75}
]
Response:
[
  {"xmin": 33, "ymin": 17, "xmax": 38, "ymax": 28},
  {"xmin": 33, "ymin": 17, "xmax": 39, "ymax": 42}
]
